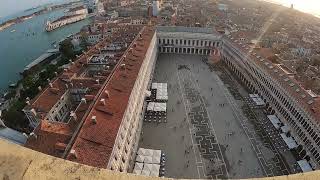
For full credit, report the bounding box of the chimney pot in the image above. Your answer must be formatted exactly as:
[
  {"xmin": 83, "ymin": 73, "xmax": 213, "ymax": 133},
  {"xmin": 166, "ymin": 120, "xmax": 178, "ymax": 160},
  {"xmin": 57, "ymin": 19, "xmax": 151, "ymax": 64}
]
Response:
[
  {"xmin": 70, "ymin": 111, "xmax": 77, "ymax": 121},
  {"xmin": 104, "ymin": 90, "xmax": 110, "ymax": 98},
  {"xmin": 30, "ymin": 108, "xmax": 37, "ymax": 116},
  {"xmin": 70, "ymin": 149, "xmax": 78, "ymax": 159},
  {"xmin": 91, "ymin": 116, "xmax": 97, "ymax": 124},
  {"xmin": 100, "ymin": 98, "xmax": 106, "ymax": 106},
  {"xmin": 81, "ymin": 98, "xmax": 87, "ymax": 104},
  {"xmin": 30, "ymin": 132, "xmax": 37, "ymax": 139}
]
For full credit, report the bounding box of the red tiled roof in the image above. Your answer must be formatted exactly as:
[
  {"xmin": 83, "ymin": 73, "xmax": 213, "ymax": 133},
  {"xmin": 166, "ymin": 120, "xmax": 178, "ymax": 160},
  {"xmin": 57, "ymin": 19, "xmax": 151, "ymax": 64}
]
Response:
[
  {"xmin": 25, "ymin": 25, "xmax": 144, "ymax": 157},
  {"xmin": 66, "ymin": 26, "xmax": 155, "ymax": 168},
  {"xmin": 25, "ymin": 120, "xmax": 72, "ymax": 156}
]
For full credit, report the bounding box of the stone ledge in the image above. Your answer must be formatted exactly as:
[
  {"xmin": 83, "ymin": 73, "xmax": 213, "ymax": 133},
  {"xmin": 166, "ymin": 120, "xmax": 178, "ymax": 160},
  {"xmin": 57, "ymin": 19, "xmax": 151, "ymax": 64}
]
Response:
[{"xmin": 0, "ymin": 139, "xmax": 318, "ymax": 180}]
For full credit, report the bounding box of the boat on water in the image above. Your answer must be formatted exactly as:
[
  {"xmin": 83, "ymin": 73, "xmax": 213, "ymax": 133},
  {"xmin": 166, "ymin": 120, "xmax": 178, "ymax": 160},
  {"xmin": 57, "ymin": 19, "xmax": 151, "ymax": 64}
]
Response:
[
  {"xmin": 10, "ymin": 29, "xmax": 16, "ymax": 33},
  {"xmin": 9, "ymin": 83, "xmax": 17, "ymax": 88}
]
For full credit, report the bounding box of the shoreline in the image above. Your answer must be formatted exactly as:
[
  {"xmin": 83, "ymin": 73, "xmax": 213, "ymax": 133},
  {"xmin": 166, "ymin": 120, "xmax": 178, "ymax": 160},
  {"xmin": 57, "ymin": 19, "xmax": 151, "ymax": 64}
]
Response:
[{"xmin": 0, "ymin": 1, "xmax": 80, "ymax": 32}]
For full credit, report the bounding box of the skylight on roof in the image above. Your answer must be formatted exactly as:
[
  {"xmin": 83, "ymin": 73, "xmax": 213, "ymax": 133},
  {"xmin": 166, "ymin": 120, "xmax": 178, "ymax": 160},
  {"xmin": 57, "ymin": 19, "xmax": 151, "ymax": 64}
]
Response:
[{"xmin": 307, "ymin": 100, "xmax": 313, "ymax": 105}]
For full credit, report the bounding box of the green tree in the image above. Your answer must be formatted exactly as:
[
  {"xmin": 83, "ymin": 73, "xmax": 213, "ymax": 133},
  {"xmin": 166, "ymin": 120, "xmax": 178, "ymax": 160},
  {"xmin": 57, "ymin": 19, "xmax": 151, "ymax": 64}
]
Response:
[
  {"xmin": 59, "ymin": 38, "xmax": 76, "ymax": 59},
  {"xmin": 3, "ymin": 100, "xmax": 28, "ymax": 131},
  {"xmin": 79, "ymin": 32, "xmax": 89, "ymax": 51}
]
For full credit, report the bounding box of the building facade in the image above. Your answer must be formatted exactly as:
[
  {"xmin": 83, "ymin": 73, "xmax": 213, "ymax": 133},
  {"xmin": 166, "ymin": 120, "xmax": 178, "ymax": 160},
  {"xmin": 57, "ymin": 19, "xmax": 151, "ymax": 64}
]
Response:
[{"xmin": 220, "ymin": 35, "xmax": 320, "ymax": 169}]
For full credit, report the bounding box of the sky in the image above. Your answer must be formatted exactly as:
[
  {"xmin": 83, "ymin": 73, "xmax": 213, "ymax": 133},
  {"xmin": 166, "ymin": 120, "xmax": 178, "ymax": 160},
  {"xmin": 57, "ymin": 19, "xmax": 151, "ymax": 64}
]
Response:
[
  {"xmin": 263, "ymin": 0, "xmax": 320, "ymax": 16},
  {"xmin": 0, "ymin": 0, "xmax": 61, "ymax": 17},
  {"xmin": 0, "ymin": 0, "xmax": 319, "ymax": 18}
]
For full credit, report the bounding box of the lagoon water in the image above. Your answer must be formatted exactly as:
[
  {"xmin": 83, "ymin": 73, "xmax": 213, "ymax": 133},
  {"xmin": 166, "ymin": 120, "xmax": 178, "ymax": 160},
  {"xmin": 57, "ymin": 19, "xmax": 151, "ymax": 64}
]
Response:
[{"xmin": 0, "ymin": 9, "xmax": 91, "ymax": 92}]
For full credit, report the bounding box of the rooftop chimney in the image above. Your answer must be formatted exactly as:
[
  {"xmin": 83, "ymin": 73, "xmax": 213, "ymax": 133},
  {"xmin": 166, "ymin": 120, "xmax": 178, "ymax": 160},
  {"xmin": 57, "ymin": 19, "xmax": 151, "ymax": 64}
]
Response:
[
  {"xmin": 54, "ymin": 72, "xmax": 58, "ymax": 76},
  {"xmin": 81, "ymin": 98, "xmax": 87, "ymax": 104},
  {"xmin": 91, "ymin": 116, "xmax": 97, "ymax": 124},
  {"xmin": 70, "ymin": 83, "xmax": 73, "ymax": 87},
  {"xmin": 120, "ymin": 64, "xmax": 126, "ymax": 70},
  {"xmin": 70, "ymin": 149, "xmax": 78, "ymax": 159},
  {"xmin": 49, "ymin": 83, "xmax": 53, "ymax": 88},
  {"xmin": 22, "ymin": 133, "xmax": 28, "ymax": 138},
  {"xmin": 100, "ymin": 98, "xmax": 106, "ymax": 106},
  {"xmin": 65, "ymin": 83, "xmax": 69, "ymax": 89},
  {"xmin": 96, "ymin": 79, "xmax": 100, "ymax": 85},
  {"xmin": 38, "ymin": 86, "xmax": 42, "ymax": 91},
  {"xmin": 29, "ymin": 132, "xmax": 37, "ymax": 139},
  {"xmin": 26, "ymin": 97, "xmax": 30, "ymax": 101},
  {"xmin": 104, "ymin": 90, "xmax": 110, "ymax": 98},
  {"xmin": 30, "ymin": 108, "xmax": 37, "ymax": 116},
  {"xmin": 26, "ymin": 101, "xmax": 30, "ymax": 105},
  {"xmin": 70, "ymin": 111, "xmax": 77, "ymax": 121}
]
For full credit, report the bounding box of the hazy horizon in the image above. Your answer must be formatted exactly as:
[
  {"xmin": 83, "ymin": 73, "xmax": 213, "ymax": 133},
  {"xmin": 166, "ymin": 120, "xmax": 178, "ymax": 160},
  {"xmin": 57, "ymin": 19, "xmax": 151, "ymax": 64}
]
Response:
[
  {"xmin": 262, "ymin": 0, "xmax": 320, "ymax": 17},
  {"xmin": 0, "ymin": 0, "xmax": 320, "ymax": 19}
]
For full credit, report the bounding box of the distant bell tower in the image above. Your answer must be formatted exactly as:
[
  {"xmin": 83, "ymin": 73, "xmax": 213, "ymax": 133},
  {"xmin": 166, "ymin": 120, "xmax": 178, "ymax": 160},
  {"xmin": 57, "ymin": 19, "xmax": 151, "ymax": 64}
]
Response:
[{"xmin": 291, "ymin": 4, "xmax": 294, "ymax": 9}]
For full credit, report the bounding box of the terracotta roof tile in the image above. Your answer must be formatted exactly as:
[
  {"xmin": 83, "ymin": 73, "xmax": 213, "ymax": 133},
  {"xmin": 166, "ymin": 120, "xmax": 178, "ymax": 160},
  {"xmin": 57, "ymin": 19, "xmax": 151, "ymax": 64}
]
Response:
[{"xmin": 66, "ymin": 26, "xmax": 155, "ymax": 167}]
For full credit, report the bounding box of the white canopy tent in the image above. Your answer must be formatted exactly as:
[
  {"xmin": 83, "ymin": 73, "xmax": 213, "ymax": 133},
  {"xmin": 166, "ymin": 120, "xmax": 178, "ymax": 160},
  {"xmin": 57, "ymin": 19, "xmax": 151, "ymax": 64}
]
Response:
[
  {"xmin": 150, "ymin": 170, "xmax": 159, "ymax": 177},
  {"xmin": 144, "ymin": 156, "xmax": 153, "ymax": 164},
  {"xmin": 297, "ymin": 159, "xmax": 313, "ymax": 172},
  {"xmin": 150, "ymin": 164, "xmax": 160, "ymax": 172},
  {"xmin": 138, "ymin": 148, "xmax": 146, "ymax": 155},
  {"xmin": 134, "ymin": 162, "xmax": 144, "ymax": 171},
  {"xmin": 136, "ymin": 148, "xmax": 162, "ymax": 165},
  {"xmin": 133, "ymin": 169, "xmax": 142, "ymax": 175},
  {"xmin": 153, "ymin": 150, "xmax": 161, "ymax": 157},
  {"xmin": 151, "ymin": 155, "xmax": 161, "ymax": 164},
  {"xmin": 143, "ymin": 163, "xmax": 153, "ymax": 171},
  {"xmin": 141, "ymin": 169, "xmax": 150, "ymax": 176},
  {"xmin": 267, "ymin": 115, "xmax": 282, "ymax": 129},
  {"xmin": 150, "ymin": 164, "xmax": 160, "ymax": 177},
  {"xmin": 281, "ymin": 125, "xmax": 290, "ymax": 133},
  {"xmin": 147, "ymin": 102, "xmax": 167, "ymax": 112},
  {"xmin": 280, "ymin": 133, "xmax": 298, "ymax": 149},
  {"xmin": 152, "ymin": 83, "xmax": 168, "ymax": 101},
  {"xmin": 136, "ymin": 155, "xmax": 145, "ymax": 163},
  {"xmin": 145, "ymin": 149, "xmax": 154, "ymax": 156},
  {"xmin": 249, "ymin": 94, "xmax": 265, "ymax": 106}
]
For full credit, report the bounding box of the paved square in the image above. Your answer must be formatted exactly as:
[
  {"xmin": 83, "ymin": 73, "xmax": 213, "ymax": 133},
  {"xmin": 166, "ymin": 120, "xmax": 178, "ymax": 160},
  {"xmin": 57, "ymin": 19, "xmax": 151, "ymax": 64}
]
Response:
[{"xmin": 139, "ymin": 54, "xmax": 293, "ymax": 179}]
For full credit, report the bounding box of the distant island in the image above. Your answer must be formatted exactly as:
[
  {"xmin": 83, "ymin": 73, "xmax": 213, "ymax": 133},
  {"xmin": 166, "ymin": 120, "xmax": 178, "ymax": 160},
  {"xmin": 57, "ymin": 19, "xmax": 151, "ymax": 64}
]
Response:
[{"xmin": 0, "ymin": 1, "xmax": 80, "ymax": 31}]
